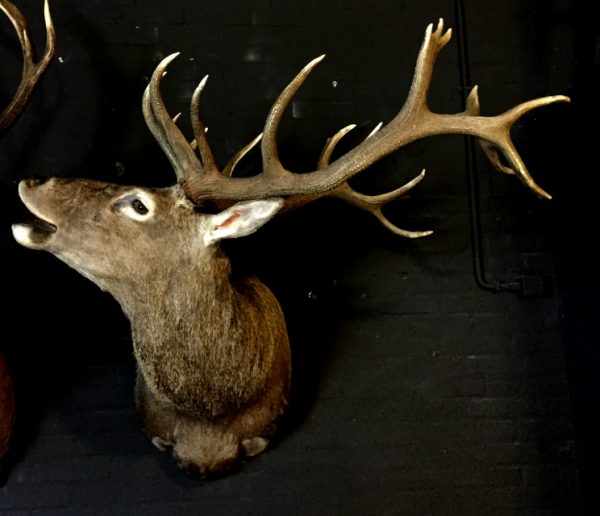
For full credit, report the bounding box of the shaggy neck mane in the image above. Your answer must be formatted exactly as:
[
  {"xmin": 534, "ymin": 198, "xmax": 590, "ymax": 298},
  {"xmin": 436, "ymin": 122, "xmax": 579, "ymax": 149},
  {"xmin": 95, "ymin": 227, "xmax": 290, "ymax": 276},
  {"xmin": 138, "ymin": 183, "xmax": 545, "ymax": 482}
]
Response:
[
  {"xmin": 123, "ymin": 249, "xmax": 239, "ymax": 345},
  {"xmin": 114, "ymin": 247, "xmax": 279, "ymax": 417}
]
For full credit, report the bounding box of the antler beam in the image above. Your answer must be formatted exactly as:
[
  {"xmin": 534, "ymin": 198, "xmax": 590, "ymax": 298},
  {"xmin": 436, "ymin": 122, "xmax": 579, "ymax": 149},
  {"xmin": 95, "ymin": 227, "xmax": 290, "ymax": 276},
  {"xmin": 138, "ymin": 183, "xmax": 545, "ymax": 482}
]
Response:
[
  {"xmin": 282, "ymin": 123, "xmax": 431, "ymax": 238},
  {"xmin": 143, "ymin": 19, "xmax": 569, "ymax": 233},
  {"xmin": 0, "ymin": 0, "xmax": 56, "ymax": 136}
]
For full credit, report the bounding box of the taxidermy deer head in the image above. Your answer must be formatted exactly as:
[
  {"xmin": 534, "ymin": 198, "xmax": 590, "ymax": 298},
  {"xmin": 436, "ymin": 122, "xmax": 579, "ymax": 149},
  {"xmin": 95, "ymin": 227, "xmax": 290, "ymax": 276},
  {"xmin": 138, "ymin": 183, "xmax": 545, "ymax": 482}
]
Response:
[
  {"xmin": 0, "ymin": 0, "xmax": 55, "ymax": 465},
  {"xmin": 12, "ymin": 19, "xmax": 568, "ymax": 476}
]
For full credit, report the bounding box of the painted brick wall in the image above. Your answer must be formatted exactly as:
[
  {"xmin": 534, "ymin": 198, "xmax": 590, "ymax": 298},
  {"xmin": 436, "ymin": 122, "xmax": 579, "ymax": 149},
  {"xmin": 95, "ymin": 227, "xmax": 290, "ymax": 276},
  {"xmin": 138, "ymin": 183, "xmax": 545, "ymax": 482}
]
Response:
[{"xmin": 0, "ymin": 0, "xmax": 583, "ymax": 514}]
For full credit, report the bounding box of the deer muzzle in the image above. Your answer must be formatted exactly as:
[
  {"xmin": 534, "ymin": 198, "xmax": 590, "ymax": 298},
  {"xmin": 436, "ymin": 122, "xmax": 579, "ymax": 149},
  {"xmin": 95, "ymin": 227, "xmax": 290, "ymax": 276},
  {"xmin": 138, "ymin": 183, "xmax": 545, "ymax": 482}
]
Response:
[{"xmin": 12, "ymin": 179, "xmax": 58, "ymax": 249}]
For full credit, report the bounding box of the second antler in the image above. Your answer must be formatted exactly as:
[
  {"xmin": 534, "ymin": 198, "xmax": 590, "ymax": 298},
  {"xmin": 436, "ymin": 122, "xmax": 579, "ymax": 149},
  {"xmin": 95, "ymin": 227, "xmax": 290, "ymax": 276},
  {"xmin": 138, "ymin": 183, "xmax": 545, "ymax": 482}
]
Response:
[
  {"xmin": 143, "ymin": 19, "xmax": 569, "ymax": 237},
  {"xmin": 0, "ymin": 0, "xmax": 56, "ymax": 136}
]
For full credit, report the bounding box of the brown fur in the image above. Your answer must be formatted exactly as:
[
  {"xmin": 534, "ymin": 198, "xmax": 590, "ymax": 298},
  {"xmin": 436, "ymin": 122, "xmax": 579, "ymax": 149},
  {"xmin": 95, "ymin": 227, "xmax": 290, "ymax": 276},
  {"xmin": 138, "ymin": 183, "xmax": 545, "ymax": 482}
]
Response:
[{"xmin": 14, "ymin": 178, "xmax": 291, "ymax": 474}]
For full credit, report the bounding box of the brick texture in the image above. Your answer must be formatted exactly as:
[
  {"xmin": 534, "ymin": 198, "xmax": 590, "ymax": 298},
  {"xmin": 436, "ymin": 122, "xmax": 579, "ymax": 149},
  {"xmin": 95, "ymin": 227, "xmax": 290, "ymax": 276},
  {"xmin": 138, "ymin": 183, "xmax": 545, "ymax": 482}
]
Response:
[{"xmin": 0, "ymin": 0, "xmax": 582, "ymax": 514}]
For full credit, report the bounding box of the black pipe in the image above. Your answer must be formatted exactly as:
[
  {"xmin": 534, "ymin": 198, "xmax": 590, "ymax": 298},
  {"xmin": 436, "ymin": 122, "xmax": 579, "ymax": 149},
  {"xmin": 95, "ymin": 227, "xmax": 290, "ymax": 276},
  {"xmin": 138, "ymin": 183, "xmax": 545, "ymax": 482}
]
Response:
[{"xmin": 453, "ymin": 0, "xmax": 527, "ymax": 295}]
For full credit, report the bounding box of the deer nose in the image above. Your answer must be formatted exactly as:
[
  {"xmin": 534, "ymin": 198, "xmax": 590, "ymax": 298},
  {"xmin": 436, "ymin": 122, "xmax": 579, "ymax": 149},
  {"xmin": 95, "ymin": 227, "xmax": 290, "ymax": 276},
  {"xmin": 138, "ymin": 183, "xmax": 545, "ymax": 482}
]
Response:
[{"xmin": 25, "ymin": 176, "xmax": 49, "ymax": 188}]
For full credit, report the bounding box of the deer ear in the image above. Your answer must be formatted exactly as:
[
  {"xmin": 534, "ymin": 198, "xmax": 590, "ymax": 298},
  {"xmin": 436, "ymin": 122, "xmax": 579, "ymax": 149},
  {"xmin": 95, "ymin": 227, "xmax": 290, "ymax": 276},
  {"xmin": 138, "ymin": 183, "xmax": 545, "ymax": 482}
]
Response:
[{"xmin": 203, "ymin": 198, "xmax": 284, "ymax": 245}]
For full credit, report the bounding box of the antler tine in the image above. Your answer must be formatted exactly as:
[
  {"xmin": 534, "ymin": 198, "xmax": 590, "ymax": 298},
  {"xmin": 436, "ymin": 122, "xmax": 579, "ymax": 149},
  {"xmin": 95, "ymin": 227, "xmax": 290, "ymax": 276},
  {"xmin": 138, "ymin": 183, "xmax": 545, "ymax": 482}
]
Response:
[
  {"xmin": 317, "ymin": 125, "xmax": 432, "ymax": 238},
  {"xmin": 366, "ymin": 121, "xmax": 384, "ymax": 139},
  {"xmin": 403, "ymin": 18, "xmax": 452, "ymax": 114},
  {"xmin": 460, "ymin": 84, "xmax": 569, "ymax": 198},
  {"xmin": 284, "ymin": 124, "xmax": 431, "ymax": 237},
  {"xmin": 317, "ymin": 124, "xmax": 356, "ymax": 169},
  {"xmin": 144, "ymin": 57, "xmax": 263, "ymax": 186},
  {"xmin": 143, "ymin": 53, "xmax": 203, "ymax": 183},
  {"xmin": 223, "ymin": 133, "xmax": 263, "ymax": 177},
  {"xmin": 497, "ymin": 95, "xmax": 569, "ymax": 197},
  {"xmin": 0, "ymin": 0, "xmax": 56, "ymax": 136},
  {"xmin": 261, "ymin": 54, "xmax": 326, "ymax": 177},
  {"xmin": 190, "ymin": 75, "xmax": 218, "ymax": 174}
]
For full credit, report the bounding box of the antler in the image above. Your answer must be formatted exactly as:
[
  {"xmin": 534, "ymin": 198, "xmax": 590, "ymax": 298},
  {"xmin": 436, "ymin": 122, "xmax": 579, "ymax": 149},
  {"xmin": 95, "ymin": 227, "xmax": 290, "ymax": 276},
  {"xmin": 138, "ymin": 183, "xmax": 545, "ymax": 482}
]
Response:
[
  {"xmin": 279, "ymin": 123, "xmax": 432, "ymax": 238},
  {"xmin": 143, "ymin": 19, "xmax": 569, "ymax": 233},
  {"xmin": 0, "ymin": 0, "xmax": 56, "ymax": 136}
]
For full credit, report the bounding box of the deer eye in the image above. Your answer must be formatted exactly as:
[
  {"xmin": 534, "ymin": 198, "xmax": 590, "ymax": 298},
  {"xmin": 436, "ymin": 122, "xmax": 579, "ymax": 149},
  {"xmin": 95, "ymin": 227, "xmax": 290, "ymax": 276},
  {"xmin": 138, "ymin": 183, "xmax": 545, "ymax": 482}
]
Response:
[
  {"xmin": 115, "ymin": 190, "xmax": 155, "ymax": 221},
  {"xmin": 131, "ymin": 199, "xmax": 148, "ymax": 214}
]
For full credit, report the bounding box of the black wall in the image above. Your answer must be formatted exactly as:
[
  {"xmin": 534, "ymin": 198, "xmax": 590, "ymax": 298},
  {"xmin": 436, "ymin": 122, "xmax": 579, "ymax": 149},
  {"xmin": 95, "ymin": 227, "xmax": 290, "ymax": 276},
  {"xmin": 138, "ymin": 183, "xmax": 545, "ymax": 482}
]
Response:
[{"xmin": 0, "ymin": 0, "xmax": 593, "ymax": 514}]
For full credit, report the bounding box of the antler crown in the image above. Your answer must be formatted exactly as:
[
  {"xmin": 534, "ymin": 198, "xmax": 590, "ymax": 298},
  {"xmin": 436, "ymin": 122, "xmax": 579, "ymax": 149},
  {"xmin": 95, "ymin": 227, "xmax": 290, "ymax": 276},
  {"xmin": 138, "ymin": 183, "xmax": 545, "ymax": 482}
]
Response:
[{"xmin": 142, "ymin": 19, "xmax": 569, "ymax": 238}]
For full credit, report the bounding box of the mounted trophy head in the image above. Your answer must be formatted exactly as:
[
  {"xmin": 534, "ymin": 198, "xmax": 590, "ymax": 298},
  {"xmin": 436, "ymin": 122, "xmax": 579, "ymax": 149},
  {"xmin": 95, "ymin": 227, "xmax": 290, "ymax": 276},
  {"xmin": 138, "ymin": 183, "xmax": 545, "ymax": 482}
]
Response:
[{"xmin": 12, "ymin": 19, "xmax": 568, "ymax": 476}]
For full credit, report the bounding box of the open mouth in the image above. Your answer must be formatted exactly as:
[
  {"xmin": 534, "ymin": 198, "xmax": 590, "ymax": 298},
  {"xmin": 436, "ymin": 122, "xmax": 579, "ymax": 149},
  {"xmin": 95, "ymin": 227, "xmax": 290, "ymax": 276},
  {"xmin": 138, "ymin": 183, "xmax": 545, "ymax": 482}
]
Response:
[
  {"xmin": 29, "ymin": 217, "xmax": 56, "ymax": 233},
  {"xmin": 12, "ymin": 214, "xmax": 58, "ymax": 248},
  {"xmin": 12, "ymin": 180, "xmax": 60, "ymax": 249},
  {"xmin": 28, "ymin": 217, "xmax": 57, "ymax": 235}
]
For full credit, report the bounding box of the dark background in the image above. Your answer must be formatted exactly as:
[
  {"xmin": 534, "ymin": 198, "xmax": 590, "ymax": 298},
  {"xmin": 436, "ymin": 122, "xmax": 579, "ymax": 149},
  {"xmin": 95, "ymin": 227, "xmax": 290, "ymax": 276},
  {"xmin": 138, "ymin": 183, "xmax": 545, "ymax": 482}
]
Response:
[{"xmin": 0, "ymin": 0, "xmax": 596, "ymax": 514}]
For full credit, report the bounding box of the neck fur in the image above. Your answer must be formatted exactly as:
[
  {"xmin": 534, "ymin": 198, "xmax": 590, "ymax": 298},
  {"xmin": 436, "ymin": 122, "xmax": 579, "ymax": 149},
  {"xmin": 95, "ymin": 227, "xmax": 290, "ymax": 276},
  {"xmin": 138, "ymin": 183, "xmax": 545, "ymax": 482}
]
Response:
[{"xmin": 112, "ymin": 247, "xmax": 280, "ymax": 417}]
